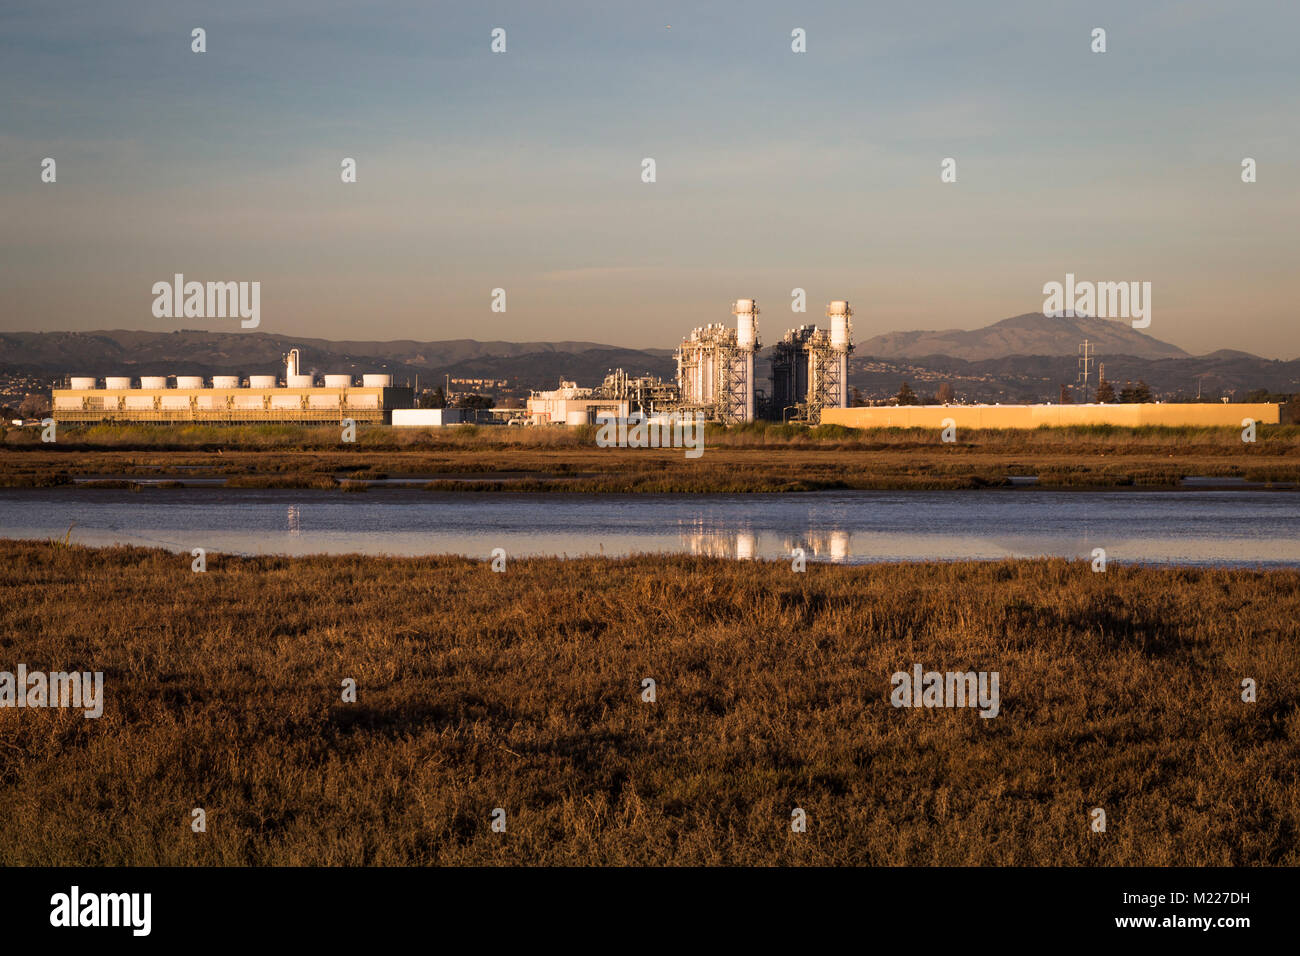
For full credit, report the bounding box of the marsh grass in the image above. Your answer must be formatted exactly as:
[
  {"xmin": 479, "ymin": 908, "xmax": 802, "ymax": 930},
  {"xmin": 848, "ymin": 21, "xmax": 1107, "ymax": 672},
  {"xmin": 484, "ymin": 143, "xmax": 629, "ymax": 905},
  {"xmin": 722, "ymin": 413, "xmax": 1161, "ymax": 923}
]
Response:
[{"xmin": 0, "ymin": 541, "xmax": 1296, "ymax": 866}]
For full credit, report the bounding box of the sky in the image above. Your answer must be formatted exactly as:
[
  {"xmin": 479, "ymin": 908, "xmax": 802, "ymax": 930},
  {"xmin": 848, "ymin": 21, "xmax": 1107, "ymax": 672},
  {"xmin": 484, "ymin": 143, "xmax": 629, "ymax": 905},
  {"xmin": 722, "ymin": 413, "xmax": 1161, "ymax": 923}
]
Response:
[{"xmin": 2, "ymin": 0, "xmax": 1298, "ymax": 358}]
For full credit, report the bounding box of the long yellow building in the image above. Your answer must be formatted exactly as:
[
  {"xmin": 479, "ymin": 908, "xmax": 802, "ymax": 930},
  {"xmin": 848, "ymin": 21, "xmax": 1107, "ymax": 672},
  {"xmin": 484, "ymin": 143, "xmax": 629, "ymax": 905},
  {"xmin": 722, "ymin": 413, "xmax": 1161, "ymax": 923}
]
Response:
[
  {"xmin": 822, "ymin": 403, "xmax": 1282, "ymax": 429},
  {"xmin": 52, "ymin": 384, "xmax": 413, "ymax": 424}
]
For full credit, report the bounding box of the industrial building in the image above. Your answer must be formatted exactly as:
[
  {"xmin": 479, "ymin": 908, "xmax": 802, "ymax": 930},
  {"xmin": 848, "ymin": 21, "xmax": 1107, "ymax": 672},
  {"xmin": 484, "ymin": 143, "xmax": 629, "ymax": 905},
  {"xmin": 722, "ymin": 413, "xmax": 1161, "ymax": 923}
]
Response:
[
  {"xmin": 675, "ymin": 299, "xmax": 761, "ymax": 423},
  {"xmin": 52, "ymin": 348, "xmax": 412, "ymax": 424},
  {"xmin": 771, "ymin": 301, "xmax": 854, "ymax": 423},
  {"xmin": 821, "ymin": 402, "xmax": 1282, "ymax": 429}
]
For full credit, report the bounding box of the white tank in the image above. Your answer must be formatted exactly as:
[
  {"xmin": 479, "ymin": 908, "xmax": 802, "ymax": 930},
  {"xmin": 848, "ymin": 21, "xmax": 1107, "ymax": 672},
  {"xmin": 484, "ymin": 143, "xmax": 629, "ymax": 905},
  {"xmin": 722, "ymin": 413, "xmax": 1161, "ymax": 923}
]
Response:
[
  {"xmin": 70, "ymin": 377, "xmax": 97, "ymax": 389},
  {"xmin": 105, "ymin": 376, "xmax": 132, "ymax": 389},
  {"xmin": 288, "ymin": 374, "xmax": 314, "ymax": 388},
  {"xmin": 249, "ymin": 375, "xmax": 277, "ymax": 389},
  {"xmin": 140, "ymin": 376, "xmax": 168, "ymax": 389},
  {"xmin": 565, "ymin": 409, "xmax": 589, "ymax": 427},
  {"xmin": 362, "ymin": 373, "xmax": 392, "ymax": 387},
  {"xmin": 828, "ymin": 300, "xmax": 852, "ymax": 349},
  {"xmin": 212, "ymin": 375, "xmax": 241, "ymax": 388},
  {"xmin": 176, "ymin": 375, "xmax": 205, "ymax": 389},
  {"xmin": 324, "ymin": 374, "xmax": 352, "ymax": 388}
]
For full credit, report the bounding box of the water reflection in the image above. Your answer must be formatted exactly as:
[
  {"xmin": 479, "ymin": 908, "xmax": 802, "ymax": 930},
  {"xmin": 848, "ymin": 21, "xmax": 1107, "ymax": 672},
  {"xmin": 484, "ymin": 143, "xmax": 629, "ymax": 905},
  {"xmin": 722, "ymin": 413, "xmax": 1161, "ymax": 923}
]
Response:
[{"xmin": 1, "ymin": 488, "xmax": 1297, "ymax": 567}]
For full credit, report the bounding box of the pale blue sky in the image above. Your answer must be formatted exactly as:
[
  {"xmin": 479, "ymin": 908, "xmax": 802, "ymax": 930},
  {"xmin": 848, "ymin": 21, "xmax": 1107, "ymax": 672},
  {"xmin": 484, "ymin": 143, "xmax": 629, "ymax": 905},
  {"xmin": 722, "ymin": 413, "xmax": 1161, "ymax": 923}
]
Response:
[{"xmin": 2, "ymin": 0, "xmax": 1297, "ymax": 357}]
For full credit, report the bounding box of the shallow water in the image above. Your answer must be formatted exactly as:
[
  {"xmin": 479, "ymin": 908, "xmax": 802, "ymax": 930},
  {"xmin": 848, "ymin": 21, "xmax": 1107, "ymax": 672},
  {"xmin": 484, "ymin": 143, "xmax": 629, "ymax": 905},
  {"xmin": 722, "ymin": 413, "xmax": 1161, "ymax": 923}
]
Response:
[{"xmin": 2, "ymin": 487, "xmax": 1297, "ymax": 566}]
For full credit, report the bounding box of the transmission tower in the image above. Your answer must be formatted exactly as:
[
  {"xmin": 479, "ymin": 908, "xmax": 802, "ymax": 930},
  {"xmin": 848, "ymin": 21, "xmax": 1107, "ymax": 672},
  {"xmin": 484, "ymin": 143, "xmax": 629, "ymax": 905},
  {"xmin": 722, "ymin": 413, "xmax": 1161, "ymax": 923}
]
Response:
[{"xmin": 1077, "ymin": 340, "xmax": 1094, "ymax": 403}]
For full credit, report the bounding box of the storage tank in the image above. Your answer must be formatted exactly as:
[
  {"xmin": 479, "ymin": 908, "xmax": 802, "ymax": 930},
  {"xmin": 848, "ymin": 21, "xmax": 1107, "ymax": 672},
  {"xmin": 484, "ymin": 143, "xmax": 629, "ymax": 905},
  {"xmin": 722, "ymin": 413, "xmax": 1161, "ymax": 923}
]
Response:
[
  {"xmin": 362, "ymin": 373, "xmax": 392, "ymax": 387},
  {"xmin": 565, "ymin": 409, "xmax": 590, "ymax": 427},
  {"xmin": 176, "ymin": 375, "xmax": 205, "ymax": 389},
  {"xmin": 287, "ymin": 374, "xmax": 314, "ymax": 388},
  {"xmin": 324, "ymin": 374, "xmax": 352, "ymax": 388},
  {"xmin": 105, "ymin": 377, "xmax": 132, "ymax": 390},
  {"xmin": 249, "ymin": 375, "xmax": 277, "ymax": 388},
  {"xmin": 140, "ymin": 376, "xmax": 168, "ymax": 389},
  {"xmin": 70, "ymin": 377, "xmax": 97, "ymax": 389},
  {"xmin": 212, "ymin": 375, "xmax": 241, "ymax": 388},
  {"xmin": 828, "ymin": 300, "xmax": 852, "ymax": 349}
]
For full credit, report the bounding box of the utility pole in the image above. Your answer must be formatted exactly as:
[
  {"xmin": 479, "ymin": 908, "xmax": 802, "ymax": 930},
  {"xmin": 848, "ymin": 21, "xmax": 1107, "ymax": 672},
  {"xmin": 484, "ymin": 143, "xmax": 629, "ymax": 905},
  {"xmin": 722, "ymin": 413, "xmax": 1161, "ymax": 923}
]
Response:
[{"xmin": 1077, "ymin": 340, "xmax": 1094, "ymax": 403}]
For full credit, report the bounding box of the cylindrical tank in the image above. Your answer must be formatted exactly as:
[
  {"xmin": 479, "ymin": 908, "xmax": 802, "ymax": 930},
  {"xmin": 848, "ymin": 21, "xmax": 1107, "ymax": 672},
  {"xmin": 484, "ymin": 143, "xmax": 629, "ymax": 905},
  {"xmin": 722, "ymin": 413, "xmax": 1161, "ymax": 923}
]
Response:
[
  {"xmin": 70, "ymin": 376, "xmax": 96, "ymax": 389},
  {"xmin": 324, "ymin": 374, "xmax": 352, "ymax": 388},
  {"xmin": 288, "ymin": 374, "xmax": 314, "ymax": 388},
  {"xmin": 362, "ymin": 373, "xmax": 392, "ymax": 387},
  {"xmin": 212, "ymin": 375, "xmax": 241, "ymax": 388},
  {"xmin": 140, "ymin": 376, "xmax": 168, "ymax": 389},
  {"xmin": 176, "ymin": 375, "xmax": 205, "ymax": 389},
  {"xmin": 285, "ymin": 348, "xmax": 300, "ymax": 379},
  {"xmin": 828, "ymin": 300, "xmax": 852, "ymax": 349},
  {"xmin": 565, "ymin": 409, "xmax": 589, "ymax": 427},
  {"xmin": 105, "ymin": 376, "xmax": 132, "ymax": 390},
  {"xmin": 249, "ymin": 375, "xmax": 277, "ymax": 389}
]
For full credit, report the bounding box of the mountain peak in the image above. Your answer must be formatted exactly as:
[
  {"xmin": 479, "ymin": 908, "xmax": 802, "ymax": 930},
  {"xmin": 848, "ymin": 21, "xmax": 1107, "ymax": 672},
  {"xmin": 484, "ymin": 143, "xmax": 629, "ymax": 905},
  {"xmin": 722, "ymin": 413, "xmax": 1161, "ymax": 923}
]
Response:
[{"xmin": 858, "ymin": 312, "xmax": 1193, "ymax": 361}]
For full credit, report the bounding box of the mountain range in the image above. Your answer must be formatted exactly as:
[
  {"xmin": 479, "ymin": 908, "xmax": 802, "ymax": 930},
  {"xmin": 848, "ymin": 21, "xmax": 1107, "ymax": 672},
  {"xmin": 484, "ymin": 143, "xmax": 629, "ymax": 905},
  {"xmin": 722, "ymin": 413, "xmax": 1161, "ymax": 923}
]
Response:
[{"xmin": 1, "ymin": 314, "xmax": 1294, "ymax": 403}]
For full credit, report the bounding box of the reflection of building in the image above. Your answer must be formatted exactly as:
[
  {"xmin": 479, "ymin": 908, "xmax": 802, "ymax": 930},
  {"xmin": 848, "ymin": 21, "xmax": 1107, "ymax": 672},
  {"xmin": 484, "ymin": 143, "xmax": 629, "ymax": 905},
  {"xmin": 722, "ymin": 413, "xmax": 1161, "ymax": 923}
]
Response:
[
  {"xmin": 771, "ymin": 301, "xmax": 854, "ymax": 424},
  {"xmin": 784, "ymin": 531, "xmax": 851, "ymax": 562},
  {"xmin": 675, "ymin": 299, "xmax": 760, "ymax": 423},
  {"xmin": 52, "ymin": 349, "xmax": 411, "ymax": 424}
]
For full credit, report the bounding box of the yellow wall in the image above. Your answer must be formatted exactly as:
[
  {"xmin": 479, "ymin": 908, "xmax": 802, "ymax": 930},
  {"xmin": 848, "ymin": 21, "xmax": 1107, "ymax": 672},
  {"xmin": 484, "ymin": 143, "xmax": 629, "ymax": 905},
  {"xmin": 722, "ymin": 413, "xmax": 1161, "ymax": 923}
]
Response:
[{"xmin": 822, "ymin": 403, "xmax": 1281, "ymax": 429}]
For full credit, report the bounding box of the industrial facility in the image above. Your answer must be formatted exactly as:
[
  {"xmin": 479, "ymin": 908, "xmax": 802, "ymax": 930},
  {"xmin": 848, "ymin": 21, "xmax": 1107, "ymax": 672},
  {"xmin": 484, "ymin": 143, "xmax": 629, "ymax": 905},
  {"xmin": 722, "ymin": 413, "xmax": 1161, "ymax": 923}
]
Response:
[
  {"xmin": 525, "ymin": 297, "xmax": 857, "ymax": 426},
  {"xmin": 52, "ymin": 348, "xmax": 412, "ymax": 424},
  {"xmin": 674, "ymin": 298, "xmax": 762, "ymax": 424},
  {"xmin": 770, "ymin": 300, "xmax": 854, "ymax": 423}
]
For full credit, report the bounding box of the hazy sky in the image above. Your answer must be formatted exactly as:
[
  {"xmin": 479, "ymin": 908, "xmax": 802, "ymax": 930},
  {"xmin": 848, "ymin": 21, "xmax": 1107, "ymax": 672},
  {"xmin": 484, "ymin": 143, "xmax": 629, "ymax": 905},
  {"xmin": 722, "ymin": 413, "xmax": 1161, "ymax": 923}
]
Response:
[{"xmin": 2, "ymin": 0, "xmax": 1297, "ymax": 357}]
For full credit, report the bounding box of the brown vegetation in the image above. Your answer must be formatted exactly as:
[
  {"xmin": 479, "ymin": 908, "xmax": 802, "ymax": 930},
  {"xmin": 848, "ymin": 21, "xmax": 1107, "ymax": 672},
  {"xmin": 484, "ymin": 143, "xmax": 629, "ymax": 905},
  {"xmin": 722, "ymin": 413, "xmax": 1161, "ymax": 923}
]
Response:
[
  {"xmin": 0, "ymin": 421, "xmax": 1297, "ymax": 491},
  {"xmin": 1, "ymin": 541, "xmax": 1296, "ymax": 865}
]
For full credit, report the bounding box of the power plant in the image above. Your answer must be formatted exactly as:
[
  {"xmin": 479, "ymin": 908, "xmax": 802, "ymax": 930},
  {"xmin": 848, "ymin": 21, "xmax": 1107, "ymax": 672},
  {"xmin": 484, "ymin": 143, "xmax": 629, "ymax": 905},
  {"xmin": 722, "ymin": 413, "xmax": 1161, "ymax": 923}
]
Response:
[
  {"xmin": 674, "ymin": 298, "xmax": 761, "ymax": 424},
  {"xmin": 52, "ymin": 350, "xmax": 411, "ymax": 424},
  {"xmin": 52, "ymin": 297, "xmax": 860, "ymax": 427},
  {"xmin": 770, "ymin": 301, "xmax": 854, "ymax": 423}
]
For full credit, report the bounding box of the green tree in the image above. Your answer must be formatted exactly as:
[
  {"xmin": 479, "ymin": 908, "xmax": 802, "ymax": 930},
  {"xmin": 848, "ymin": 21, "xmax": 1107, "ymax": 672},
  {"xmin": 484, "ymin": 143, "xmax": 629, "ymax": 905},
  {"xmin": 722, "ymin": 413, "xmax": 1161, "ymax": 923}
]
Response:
[
  {"xmin": 1095, "ymin": 379, "xmax": 1115, "ymax": 404},
  {"xmin": 418, "ymin": 387, "xmax": 446, "ymax": 409},
  {"xmin": 895, "ymin": 382, "xmax": 917, "ymax": 406}
]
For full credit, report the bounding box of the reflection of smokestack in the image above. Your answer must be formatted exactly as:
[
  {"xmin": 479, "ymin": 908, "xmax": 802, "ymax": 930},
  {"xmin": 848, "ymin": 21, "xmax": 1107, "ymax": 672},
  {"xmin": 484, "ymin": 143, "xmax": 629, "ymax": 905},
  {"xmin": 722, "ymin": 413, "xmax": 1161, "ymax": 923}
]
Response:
[
  {"xmin": 736, "ymin": 531, "xmax": 755, "ymax": 560},
  {"xmin": 830, "ymin": 531, "xmax": 850, "ymax": 562}
]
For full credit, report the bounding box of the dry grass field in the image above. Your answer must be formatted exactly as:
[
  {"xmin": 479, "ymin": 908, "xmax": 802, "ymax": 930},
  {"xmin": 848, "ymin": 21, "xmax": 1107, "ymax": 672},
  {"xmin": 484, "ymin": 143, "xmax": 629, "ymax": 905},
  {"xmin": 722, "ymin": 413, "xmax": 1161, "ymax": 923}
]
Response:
[
  {"xmin": 1, "ymin": 540, "xmax": 1296, "ymax": 865},
  {"xmin": 2, "ymin": 421, "xmax": 1299, "ymax": 491}
]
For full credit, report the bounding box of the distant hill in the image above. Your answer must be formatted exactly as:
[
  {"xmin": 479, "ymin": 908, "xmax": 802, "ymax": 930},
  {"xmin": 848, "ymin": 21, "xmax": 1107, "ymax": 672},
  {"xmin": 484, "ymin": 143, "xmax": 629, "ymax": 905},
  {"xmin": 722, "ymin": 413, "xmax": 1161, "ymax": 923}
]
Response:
[
  {"xmin": 0, "ymin": 330, "xmax": 675, "ymax": 390},
  {"xmin": 858, "ymin": 313, "xmax": 1191, "ymax": 361},
  {"xmin": 1, "ymin": 319, "xmax": 1293, "ymax": 405}
]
